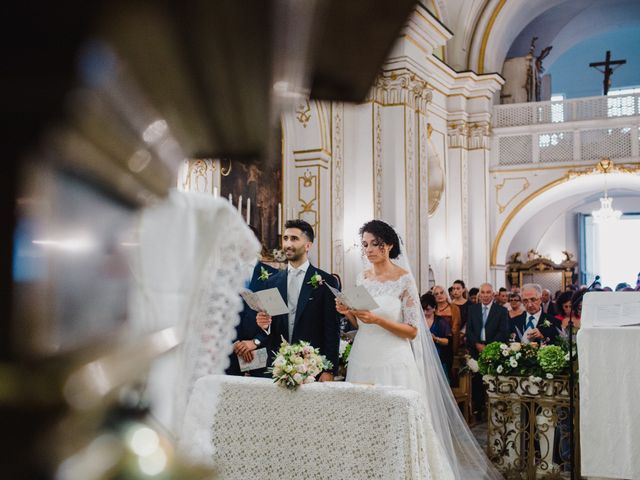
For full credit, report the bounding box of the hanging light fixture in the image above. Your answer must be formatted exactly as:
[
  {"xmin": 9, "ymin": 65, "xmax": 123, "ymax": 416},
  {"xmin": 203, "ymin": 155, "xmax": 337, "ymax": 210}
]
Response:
[{"xmin": 592, "ymin": 158, "xmax": 622, "ymax": 224}]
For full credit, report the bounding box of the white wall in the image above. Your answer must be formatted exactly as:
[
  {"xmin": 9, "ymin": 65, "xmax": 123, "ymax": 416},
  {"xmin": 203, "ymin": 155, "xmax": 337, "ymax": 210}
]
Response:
[{"xmin": 507, "ymin": 194, "xmax": 640, "ymax": 268}]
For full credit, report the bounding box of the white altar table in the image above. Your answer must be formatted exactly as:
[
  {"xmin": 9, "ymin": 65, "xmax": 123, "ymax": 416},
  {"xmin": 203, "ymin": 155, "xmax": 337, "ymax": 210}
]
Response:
[
  {"xmin": 578, "ymin": 326, "xmax": 640, "ymax": 479},
  {"xmin": 180, "ymin": 375, "xmax": 431, "ymax": 479}
]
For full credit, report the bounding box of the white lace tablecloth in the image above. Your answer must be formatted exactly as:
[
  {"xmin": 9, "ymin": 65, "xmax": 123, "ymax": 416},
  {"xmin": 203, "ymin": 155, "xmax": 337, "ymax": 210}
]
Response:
[
  {"xmin": 180, "ymin": 375, "xmax": 431, "ymax": 479},
  {"xmin": 578, "ymin": 326, "xmax": 640, "ymax": 479}
]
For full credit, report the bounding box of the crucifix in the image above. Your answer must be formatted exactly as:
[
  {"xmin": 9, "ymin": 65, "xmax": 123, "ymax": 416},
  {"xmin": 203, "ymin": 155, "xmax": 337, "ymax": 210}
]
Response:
[{"xmin": 589, "ymin": 50, "xmax": 626, "ymax": 95}]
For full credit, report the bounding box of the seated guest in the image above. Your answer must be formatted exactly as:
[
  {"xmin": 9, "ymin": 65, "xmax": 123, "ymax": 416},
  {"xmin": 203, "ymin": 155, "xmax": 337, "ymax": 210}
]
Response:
[
  {"xmin": 541, "ymin": 288, "xmax": 556, "ymax": 316},
  {"xmin": 554, "ymin": 291, "xmax": 574, "ymax": 332},
  {"xmin": 421, "ymin": 292, "xmax": 452, "ymax": 379},
  {"xmin": 615, "ymin": 282, "xmax": 631, "ymax": 291},
  {"xmin": 508, "ymin": 293, "xmax": 525, "ymax": 319},
  {"xmin": 450, "ymin": 279, "xmax": 470, "ymax": 333},
  {"xmin": 433, "ymin": 285, "xmax": 461, "ymax": 363},
  {"xmin": 495, "ymin": 287, "xmax": 509, "ymax": 307},
  {"xmin": 468, "ymin": 287, "xmax": 479, "ymax": 304},
  {"xmin": 567, "ymin": 289, "xmax": 585, "ymax": 331},
  {"xmin": 512, "ymin": 283, "xmax": 561, "ymax": 345}
]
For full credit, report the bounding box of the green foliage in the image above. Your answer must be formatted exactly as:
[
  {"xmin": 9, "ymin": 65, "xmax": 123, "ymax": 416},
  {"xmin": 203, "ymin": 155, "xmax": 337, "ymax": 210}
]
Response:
[{"xmin": 479, "ymin": 341, "xmax": 571, "ymax": 378}]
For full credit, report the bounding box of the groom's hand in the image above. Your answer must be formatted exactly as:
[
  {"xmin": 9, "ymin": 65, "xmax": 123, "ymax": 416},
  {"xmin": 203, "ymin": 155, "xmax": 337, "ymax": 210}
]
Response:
[
  {"xmin": 256, "ymin": 311, "xmax": 272, "ymax": 330},
  {"xmin": 319, "ymin": 372, "xmax": 334, "ymax": 382},
  {"xmin": 234, "ymin": 340, "xmax": 257, "ymax": 357}
]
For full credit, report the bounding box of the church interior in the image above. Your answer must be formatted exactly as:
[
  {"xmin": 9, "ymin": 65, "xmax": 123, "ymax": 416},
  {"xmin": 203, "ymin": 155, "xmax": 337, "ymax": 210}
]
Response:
[{"xmin": 2, "ymin": 1, "xmax": 640, "ymax": 478}]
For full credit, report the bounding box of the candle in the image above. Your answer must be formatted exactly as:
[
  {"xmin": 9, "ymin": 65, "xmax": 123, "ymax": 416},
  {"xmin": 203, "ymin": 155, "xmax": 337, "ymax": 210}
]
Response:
[
  {"xmin": 213, "ymin": 186, "xmax": 218, "ymax": 198},
  {"xmin": 277, "ymin": 203, "xmax": 282, "ymax": 233},
  {"xmin": 246, "ymin": 198, "xmax": 251, "ymax": 224},
  {"xmin": 238, "ymin": 195, "xmax": 242, "ymax": 212},
  {"xmin": 228, "ymin": 193, "xmax": 232, "ymax": 203}
]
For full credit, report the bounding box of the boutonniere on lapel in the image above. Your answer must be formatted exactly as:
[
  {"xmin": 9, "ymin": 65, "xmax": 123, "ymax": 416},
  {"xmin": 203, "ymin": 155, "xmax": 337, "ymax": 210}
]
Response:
[
  {"xmin": 307, "ymin": 272, "xmax": 324, "ymax": 289},
  {"xmin": 258, "ymin": 266, "xmax": 272, "ymax": 281},
  {"xmin": 541, "ymin": 319, "xmax": 551, "ymax": 328}
]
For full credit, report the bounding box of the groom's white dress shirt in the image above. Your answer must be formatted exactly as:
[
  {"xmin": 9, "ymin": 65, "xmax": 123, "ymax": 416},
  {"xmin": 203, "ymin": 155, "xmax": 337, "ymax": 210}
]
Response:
[{"xmin": 287, "ymin": 260, "xmax": 309, "ymax": 342}]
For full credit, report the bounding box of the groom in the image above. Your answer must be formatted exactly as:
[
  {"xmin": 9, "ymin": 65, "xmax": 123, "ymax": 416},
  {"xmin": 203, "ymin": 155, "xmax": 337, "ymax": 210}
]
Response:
[{"xmin": 238, "ymin": 219, "xmax": 340, "ymax": 380}]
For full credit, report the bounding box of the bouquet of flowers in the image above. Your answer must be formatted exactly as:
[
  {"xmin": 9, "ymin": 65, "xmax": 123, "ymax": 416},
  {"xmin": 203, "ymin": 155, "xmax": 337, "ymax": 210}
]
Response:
[
  {"xmin": 478, "ymin": 341, "xmax": 570, "ymax": 378},
  {"xmin": 478, "ymin": 342, "xmax": 540, "ymax": 377},
  {"xmin": 270, "ymin": 339, "xmax": 333, "ymax": 390}
]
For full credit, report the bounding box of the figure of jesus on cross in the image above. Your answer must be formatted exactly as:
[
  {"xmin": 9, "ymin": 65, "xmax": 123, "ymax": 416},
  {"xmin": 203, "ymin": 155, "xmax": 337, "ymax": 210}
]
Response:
[{"xmin": 589, "ymin": 50, "xmax": 626, "ymax": 95}]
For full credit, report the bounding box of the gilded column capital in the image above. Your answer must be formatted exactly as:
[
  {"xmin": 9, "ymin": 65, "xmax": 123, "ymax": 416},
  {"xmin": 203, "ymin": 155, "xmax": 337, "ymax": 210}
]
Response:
[
  {"xmin": 469, "ymin": 122, "xmax": 491, "ymax": 150},
  {"xmin": 447, "ymin": 121, "xmax": 469, "ymax": 149},
  {"xmin": 447, "ymin": 121, "xmax": 491, "ymax": 150},
  {"xmin": 368, "ymin": 68, "xmax": 433, "ymax": 113}
]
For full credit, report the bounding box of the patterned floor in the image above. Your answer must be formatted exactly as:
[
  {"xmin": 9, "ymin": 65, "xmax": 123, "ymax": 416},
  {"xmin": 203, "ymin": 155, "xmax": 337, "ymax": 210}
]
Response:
[{"xmin": 471, "ymin": 421, "xmax": 488, "ymax": 451}]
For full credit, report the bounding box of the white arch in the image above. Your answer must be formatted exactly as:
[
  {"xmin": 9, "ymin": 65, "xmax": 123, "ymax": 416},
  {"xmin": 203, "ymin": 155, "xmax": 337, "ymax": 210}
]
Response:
[{"xmin": 492, "ymin": 173, "xmax": 640, "ymax": 265}]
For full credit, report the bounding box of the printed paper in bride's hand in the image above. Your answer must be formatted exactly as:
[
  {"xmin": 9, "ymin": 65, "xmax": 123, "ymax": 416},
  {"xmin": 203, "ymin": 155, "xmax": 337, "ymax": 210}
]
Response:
[
  {"xmin": 238, "ymin": 348, "xmax": 268, "ymax": 372},
  {"xmin": 325, "ymin": 283, "xmax": 379, "ymax": 311},
  {"xmin": 240, "ymin": 288, "xmax": 289, "ymax": 316}
]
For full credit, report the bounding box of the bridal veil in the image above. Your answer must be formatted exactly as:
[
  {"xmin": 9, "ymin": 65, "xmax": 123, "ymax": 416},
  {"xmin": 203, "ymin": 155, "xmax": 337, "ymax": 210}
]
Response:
[{"xmin": 364, "ymin": 236, "xmax": 502, "ymax": 480}]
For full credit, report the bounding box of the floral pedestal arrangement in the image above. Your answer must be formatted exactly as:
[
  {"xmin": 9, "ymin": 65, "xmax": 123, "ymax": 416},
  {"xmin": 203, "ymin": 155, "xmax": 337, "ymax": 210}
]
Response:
[{"xmin": 479, "ymin": 342, "xmax": 576, "ymax": 479}]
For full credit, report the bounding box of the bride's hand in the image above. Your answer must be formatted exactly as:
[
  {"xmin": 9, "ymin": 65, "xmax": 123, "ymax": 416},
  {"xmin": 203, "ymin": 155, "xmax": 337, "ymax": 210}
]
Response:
[
  {"xmin": 352, "ymin": 310, "xmax": 379, "ymax": 324},
  {"xmin": 335, "ymin": 299, "xmax": 350, "ymax": 315}
]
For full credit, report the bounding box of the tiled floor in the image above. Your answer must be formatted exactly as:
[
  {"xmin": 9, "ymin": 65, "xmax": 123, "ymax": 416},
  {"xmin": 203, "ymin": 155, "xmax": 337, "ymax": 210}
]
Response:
[{"xmin": 471, "ymin": 421, "xmax": 488, "ymax": 450}]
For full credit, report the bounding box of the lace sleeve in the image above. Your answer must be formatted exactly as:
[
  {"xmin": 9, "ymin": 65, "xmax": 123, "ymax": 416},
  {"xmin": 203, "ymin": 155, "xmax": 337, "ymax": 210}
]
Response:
[{"xmin": 399, "ymin": 277, "xmax": 421, "ymax": 328}]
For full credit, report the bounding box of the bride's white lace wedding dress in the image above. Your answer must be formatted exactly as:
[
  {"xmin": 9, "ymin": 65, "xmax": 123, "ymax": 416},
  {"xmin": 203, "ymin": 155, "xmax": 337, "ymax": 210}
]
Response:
[{"xmin": 346, "ymin": 272, "xmax": 455, "ymax": 480}]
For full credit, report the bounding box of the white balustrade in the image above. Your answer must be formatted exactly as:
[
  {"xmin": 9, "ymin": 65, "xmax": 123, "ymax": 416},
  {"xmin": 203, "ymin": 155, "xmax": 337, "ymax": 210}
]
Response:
[{"xmin": 493, "ymin": 93, "xmax": 640, "ymax": 166}]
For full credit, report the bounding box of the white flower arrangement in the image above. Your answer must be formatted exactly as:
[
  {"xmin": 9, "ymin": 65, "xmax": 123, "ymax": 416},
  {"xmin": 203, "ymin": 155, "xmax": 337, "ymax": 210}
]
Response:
[
  {"xmin": 466, "ymin": 357, "xmax": 480, "ymax": 373},
  {"xmin": 270, "ymin": 339, "xmax": 333, "ymax": 390}
]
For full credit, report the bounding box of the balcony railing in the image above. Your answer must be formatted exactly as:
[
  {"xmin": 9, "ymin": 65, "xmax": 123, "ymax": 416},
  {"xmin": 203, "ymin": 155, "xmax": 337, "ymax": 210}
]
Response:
[
  {"xmin": 492, "ymin": 94, "xmax": 640, "ymax": 167},
  {"xmin": 494, "ymin": 93, "xmax": 640, "ymax": 128}
]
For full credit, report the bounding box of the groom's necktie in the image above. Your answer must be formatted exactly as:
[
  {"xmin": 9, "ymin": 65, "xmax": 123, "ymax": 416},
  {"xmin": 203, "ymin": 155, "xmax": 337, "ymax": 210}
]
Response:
[
  {"xmin": 526, "ymin": 315, "xmax": 536, "ymax": 330},
  {"xmin": 480, "ymin": 304, "xmax": 489, "ymax": 342},
  {"xmin": 287, "ymin": 268, "xmax": 304, "ymax": 342}
]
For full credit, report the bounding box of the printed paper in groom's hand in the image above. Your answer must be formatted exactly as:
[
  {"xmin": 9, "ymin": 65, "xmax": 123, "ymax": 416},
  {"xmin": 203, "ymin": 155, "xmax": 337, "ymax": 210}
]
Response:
[
  {"xmin": 238, "ymin": 348, "xmax": 268, "ymax": 372},
  {"xmin": 240, "ymin": 288, "xmax": 289, "ymax": 316},
  {"xmin": 325, "ymin": 283, "xmax": 379, "ymax": 311}
]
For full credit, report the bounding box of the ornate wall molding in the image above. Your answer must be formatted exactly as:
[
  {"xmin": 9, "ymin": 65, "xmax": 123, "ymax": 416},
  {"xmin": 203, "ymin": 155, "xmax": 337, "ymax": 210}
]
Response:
[
  {"xmin": 405, "ymin": 107, "xmax": 417, "ymax": 272},
  {"xmin": 418, "ymin": 114, "xmax": 429, "ymax": 291},
  {"xmin": 178, "ymin": 158, "xmax": 219, "ymax": 193},
  {"xmin": 295, "ymin": 100, "xmax": 311, "ymax": 128},
  {"xmin": 331, "ymin": 102, "xmax": 344, "ymax": 278},
  {"xmin": 495, "ymin": 177, "xmax": 530, "ymax": 214},
  {"xmin": 368, "ymin": 68, "xmax": 433, "ymax": 113},
  {"xmin": 373, "ymin": 103, "xmax": 383, "ymax": 219},
  {"xmin": 461, "ymin": 154, "xmax": 469, "ymax": 282}
]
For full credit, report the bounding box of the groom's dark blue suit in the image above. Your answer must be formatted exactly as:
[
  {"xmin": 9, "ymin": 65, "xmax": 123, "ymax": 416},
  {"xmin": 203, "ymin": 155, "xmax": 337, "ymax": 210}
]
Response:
[{"xmin": 254, "ymin": 265, "xmax": 340, "ymax": 374}]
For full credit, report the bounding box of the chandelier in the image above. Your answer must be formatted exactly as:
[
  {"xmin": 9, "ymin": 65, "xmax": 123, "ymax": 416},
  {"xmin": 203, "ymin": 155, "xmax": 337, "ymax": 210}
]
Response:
[
  {"xmin": 592, "ymin": 159, "xmax": 622, "ymax": 224},
  {"xmin": 592, "ymin": 193, "xmax": 621, "ymax": 224}
]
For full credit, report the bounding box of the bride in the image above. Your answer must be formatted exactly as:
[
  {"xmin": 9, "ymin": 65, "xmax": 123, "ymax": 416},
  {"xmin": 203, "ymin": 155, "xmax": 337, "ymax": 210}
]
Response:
[{"xmin": 336, "ymin": 220, "xmax": 501, "ymax": 480}]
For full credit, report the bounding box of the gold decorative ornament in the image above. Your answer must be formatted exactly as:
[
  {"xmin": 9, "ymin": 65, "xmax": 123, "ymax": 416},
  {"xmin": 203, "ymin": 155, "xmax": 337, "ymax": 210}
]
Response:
[
  {"xmin": 295, "ymin": 100, "xmax": 312, "ymax": 128},
  {"xmin": 495, "ymin": 177, "xmax": 531, "ymax": 214}
]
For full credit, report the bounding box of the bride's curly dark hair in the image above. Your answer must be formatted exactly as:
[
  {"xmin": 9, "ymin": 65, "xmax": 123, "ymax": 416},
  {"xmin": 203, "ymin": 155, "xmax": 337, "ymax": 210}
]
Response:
[{"xmin": 359, "ymin": 220, "xmax": 401, "ymax": 259}]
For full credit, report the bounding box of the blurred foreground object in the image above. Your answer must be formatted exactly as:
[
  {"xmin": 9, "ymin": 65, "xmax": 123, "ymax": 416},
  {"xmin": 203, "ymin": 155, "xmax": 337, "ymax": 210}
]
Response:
[{"xmin": 1, "ymin": 0, "xmax": 416, "ymax": 477}]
